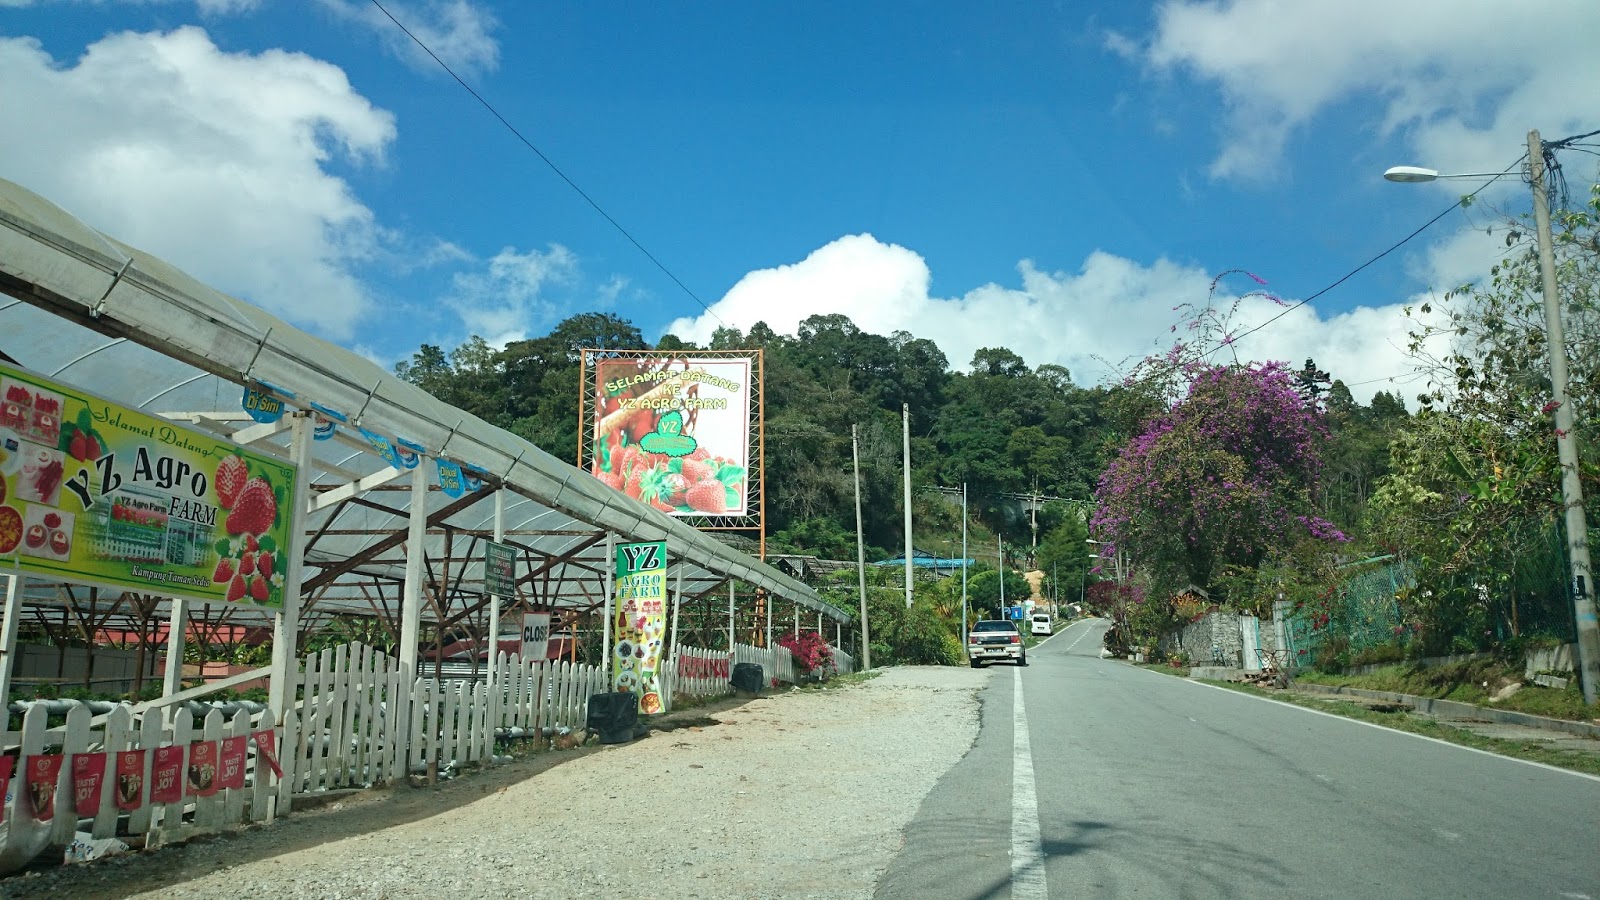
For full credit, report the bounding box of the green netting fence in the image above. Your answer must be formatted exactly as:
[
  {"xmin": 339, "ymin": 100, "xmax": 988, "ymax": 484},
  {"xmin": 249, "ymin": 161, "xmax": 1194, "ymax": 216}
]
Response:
[{"xmin": 1285, "ymin": 516, "xmax": 1583, "ymax": 667}]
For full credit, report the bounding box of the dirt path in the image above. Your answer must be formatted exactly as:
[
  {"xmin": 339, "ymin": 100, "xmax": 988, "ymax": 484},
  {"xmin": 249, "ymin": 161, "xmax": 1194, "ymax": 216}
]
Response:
[{"xmin": 1, "ymin": 666, "xmax": 987, "ymax": 900}]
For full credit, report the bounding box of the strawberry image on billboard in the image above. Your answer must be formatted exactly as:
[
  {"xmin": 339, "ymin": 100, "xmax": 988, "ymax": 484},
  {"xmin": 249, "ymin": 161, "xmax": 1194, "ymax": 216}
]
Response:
[{"xmin": 590, "ymin": 356, "xmax": 751, "ymax": 518}]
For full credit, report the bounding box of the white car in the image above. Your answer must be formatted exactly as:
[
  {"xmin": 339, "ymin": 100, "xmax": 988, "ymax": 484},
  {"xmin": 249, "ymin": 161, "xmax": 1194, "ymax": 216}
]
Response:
[{"xmin": 1029, "ymin": 613, "xmax": 1053, "ymax": 636}]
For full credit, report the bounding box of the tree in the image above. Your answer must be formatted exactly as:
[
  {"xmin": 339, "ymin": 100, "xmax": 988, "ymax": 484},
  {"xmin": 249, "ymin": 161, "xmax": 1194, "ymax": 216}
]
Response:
[{"xmin": 1092, "ymin": 361, "xmax": 1344, "ymax": 598}]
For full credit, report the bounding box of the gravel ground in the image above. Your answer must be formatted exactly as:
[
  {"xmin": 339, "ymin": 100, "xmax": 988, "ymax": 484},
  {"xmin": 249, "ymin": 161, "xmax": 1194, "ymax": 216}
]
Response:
[{"xmin": 1, "ymin": 666, "xmax": 986, "ymax": 900}]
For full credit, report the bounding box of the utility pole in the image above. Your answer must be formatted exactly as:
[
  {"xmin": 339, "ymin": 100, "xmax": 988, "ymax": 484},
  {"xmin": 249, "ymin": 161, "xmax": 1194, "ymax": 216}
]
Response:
[
  {"xmin": 852, "ymin": 424, "xmax": 871, "ymax": 670},
  {"xmin": 961, "ymin": 483, "xmax": 969, "ymax": 639},
  {"xmin": 902, "ymin": 402, "xmax": 913, "ymax": 610},
  {"xmin": 1530, "ymin": 128, "xmax": 1599, "ymax": 704},
  {"xmin": 1030, "ymin": 478, "xmax": 1039, "ymax": 556},
  {"xmin": 998, "ymin": 535, "xmax": 1005, "ymax": 618}
]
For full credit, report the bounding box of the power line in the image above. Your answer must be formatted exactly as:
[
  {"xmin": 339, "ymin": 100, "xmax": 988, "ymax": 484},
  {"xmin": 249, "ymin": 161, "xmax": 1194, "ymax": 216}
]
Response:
[
  {"xmin": 367, "ymin": 0, "xmax": 724, "ymax": 326},
  {"xmin": 1205, "ymin": 153, "xmax": 1528, "ymax": 359}
]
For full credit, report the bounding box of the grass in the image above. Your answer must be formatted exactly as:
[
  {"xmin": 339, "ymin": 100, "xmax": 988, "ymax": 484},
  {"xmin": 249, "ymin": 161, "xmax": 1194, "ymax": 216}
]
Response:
[
  {"xmin": 1294, "ymin": 659, "xmax": 1598, "ymax": 723},
  {"xmin": 1199, "ymin": 679, "xmax": 1600, "ymax": 777}
]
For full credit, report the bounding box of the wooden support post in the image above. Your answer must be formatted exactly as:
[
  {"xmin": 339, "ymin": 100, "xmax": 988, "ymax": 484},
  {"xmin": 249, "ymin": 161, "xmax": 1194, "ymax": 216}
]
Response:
[
  {"xmin": 162, "ymin": 597, "xmax": 188, "ymax": 723},
  {"xmin": 0, "ymin": 574, "xmax": 23, "ymax": 713},
  {"xmin": 601, "ymin": 532, "xmax": 614, "ymax": 685},
  {"xmin": 269, "ymin": 414, "xmax": 313, "ymax": 724}
]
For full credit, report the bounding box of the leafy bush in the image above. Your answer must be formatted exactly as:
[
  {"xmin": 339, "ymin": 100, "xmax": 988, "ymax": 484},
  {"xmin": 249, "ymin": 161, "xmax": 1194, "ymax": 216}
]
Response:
[
  {"xmin": 1349, "ymin": 643, "xmax": 1405, "ymax": 667},
  {"xmin": 777, "ymin": 630, "xmax": 834, "ymax": 675}
]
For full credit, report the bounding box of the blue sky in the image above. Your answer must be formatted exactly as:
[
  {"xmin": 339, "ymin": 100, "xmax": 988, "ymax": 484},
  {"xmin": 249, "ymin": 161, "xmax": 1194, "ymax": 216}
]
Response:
[{"xmin": 3, "ymin": 1, "xmax": 1597, "ymax": 401}]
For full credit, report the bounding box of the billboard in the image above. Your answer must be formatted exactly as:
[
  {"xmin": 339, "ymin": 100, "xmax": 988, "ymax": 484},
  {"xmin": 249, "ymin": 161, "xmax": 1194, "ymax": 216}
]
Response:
[
  {"xmin": 589, "ymin": 356, "xmax": 752, "ymax": 517},
  {"xmin": 0, "ymin": 361, "xmax": 297, "ymax": 607}
]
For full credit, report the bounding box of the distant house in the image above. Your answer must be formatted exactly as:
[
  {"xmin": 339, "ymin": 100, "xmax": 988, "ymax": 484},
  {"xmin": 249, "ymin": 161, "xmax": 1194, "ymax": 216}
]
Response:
[
  {"xmin": 765, "ymin": 554, "xmax": 858, "ymax": 585},
  {"xmin": 874, "ymin": 547, "xmax": 975, "ymax": 579}
]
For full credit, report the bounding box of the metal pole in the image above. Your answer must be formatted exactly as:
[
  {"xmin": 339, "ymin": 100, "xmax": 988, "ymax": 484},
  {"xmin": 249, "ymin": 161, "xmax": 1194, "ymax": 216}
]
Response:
[
  {"xmin": 0, "ymin": 573, "xmax": 21, "ymax": 712},
  {"xmin": 668, "ymin": 565, "xmax": 684, "ymax": 664},
  {"xmin": 961, "ymin": 483, "xmax": 969, "ymax": 638},
  {"xmin": 902, "ymin": 402, "xmax": 914, "ymax": 609},
  {"xmin": 1530, "ymin": 128, "xmax": 1599, "ymax": 704},
  {"xmin": 602, "ymin": 533, "xmax": 615, "ymax": 684},
  {"xmin": 487, "ymin": 487, "xmax": 505, "ymax": 738},
  {"xmin": 728, "ymin": 580, "xmax": 736, "ymax": 652},
  {"xmin": 852, "ymin": 424, "xmax": 871, "ymax": 669},
  {"xmin": 998, "ymin": 534, "xmax": 1005, "ymax": 617},
  {"xmin": 764, "ymin": 589, "xmax": 772, "ymax": 648},
  {"xmin": 161, "ymin": 597, "xmax": 187, "ymax": 722}
]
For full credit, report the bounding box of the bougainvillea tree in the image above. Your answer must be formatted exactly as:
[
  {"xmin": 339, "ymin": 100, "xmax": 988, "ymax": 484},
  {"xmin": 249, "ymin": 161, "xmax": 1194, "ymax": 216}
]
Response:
[{"xmin": 1092, "ymin": 359, "xmax": 1346, "ymax": 601}]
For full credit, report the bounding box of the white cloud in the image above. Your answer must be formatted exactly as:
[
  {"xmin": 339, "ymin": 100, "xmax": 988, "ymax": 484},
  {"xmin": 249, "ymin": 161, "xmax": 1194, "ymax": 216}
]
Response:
[
  {"xmin": 447, "ymin": 244, "xmax": 578, "ymax": 347},
  {"xmin": 0, "ymin": 0, "xmax": 260, "ymax": 9},
  {"xmin": 0, "ymin": 27, "xmax": 396, "ymax": 338},
  {"xmin": 316, "ymin": 0, "xmax": 499, "ymax": 76},
  {"xmin": 1124, "ymin": 0, "xmax": 1600, "ymax": 184},
  {"xmin": 667, "ymin": 235, "xmax": 1447, "ymax": 404}
]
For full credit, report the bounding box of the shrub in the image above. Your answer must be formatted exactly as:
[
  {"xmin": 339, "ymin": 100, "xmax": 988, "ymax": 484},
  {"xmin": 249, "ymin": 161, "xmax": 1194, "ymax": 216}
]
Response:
[{"xmin": 777, "ymin": 631, "xmax": 834, "ymax": 675}]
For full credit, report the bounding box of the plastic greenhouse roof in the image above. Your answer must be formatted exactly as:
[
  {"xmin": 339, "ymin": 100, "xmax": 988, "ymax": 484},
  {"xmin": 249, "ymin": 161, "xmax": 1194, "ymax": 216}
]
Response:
[{"xmin": 0, "ymin": 176, "xmax": 847, "ymax": 628}]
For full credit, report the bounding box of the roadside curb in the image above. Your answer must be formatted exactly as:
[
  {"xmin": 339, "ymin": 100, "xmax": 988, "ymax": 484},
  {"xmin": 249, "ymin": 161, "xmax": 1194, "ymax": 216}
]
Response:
[{"xmin": 1291, "ymin": 682, "xmax": 1600, "ymax": 740}]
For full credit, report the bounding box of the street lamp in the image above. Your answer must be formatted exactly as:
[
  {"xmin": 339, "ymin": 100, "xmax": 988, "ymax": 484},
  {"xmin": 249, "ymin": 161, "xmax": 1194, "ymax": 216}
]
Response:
[{"xmin": 1385, "ymin": 129, "xmax": 1599, "ymax": 704}]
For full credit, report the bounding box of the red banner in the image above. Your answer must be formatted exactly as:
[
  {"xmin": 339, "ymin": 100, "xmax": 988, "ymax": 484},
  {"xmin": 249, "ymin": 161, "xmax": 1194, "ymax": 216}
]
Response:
[
  {"xmin": 72, "ymin": 752, "xmax": 107, "ymax": 817},
  {"xmin": 114, "ymin": 750, "xmax": 147, "ymax": 811},
  {"xmin": 150, "ymin": 746, "xmax": 184, "ymax": 804},
  {"xmin": 187, "ymin": 740, "xmax": 218, "ymax": 797},
  {"xmin": 218, "ymin": 736, "xmax": 247, "ymax": 790},
  {"xmin": 0, "ymin": 756, "xmax": 13, "ymax": 824},
  {"xmin": 25, "ymin": 753, "xmax": 64, "ymax": 821},
  {"xmin": 252, "ymin": 729, "xmax": 283, "ymax": 779}
]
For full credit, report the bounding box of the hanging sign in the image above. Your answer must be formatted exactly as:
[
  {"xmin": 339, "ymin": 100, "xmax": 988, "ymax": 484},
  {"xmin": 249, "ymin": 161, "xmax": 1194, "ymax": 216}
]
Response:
[
  {"xmin": 521, "ymin": 611, "xmax": 550, "ymax": 661},
  {"xmin": 462, "ymin": 466, "xmax": 487, "ymax": 493},
  {"xmin": 0, "ymin": 362, "xmax": 298, "ymax": 608},
  {"xmin": 484, "ymin": 540, "xmax": 516, "ymax": 597},
  {"xmin": 310, "ymin": 402, "xmax": 346, "ymax": 442},
  {"xmin": 150, "ymin": 746, "xmax": 184, "ymax": 803},
  {"xmin": 252, "ymin": 729, "xmax": 283, "ymax": 779},
  {"xmin": 72, "ymin": 752, "xmax": 107, "ymax": 817},
  {"xmin": 241, "ymin": 382, "xmax": 293, "ymax": 424},
  {"xmin": 114, "ymin": 749, "xmax": 146, "ymax": 811},
  {"xmin": 436, "ymin": 459, "xmax": 465, "ymax": 498},
  {"xmin": 394, "ymin": 437, "xmax": 424, "ymax": 470},
  {"xmin": 25, "ymin": 753, "xmax": 64, "ymax": 820},
  {"xmin": 0, "ymin": 756, "xmax": 12, "ymax": 824},
  {"xmin": 611, "ymin": 540, "xmax": 668, "ymax": 715},
  {"xmin": 218, "ymin": 736, "xmax": 247, "ymax": 790},
  {"xmin": 358, "ymin": 428, "xmax": 401, "ymax": 469},
  {"xmin": 187, "ymin": 740, "xmax": 218, "ymax": 797}
]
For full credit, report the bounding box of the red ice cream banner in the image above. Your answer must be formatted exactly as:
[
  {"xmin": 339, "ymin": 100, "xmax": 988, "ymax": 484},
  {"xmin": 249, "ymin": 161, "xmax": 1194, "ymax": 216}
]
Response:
[
  {"xmin": 0, "ymin": 756, "xmax": 14, "ymax": 825},
  {"xmin": 187, "ymin": 740, "xmax": 218, "ymax": 797},
  {"xmin": 150, "ymin": 745, "xmax": 184, "ymax": 804},
  {"xmin": 72, "ymin": 752, "xmax": 107, "ymax": 817},
  {"xmin": 218, "ymin": 736, "xmax": 247, "ymax": 790},
  {"xmin": 25, "ymin": 753, "xmax": 64, "ymax": 821},
  {"xmin": 115, "ymin": 749, "xmax": 147, "ymax": 811},
  {"xmin": 252, "ymin": 729, "xmax": 283, "ymax": 780}
]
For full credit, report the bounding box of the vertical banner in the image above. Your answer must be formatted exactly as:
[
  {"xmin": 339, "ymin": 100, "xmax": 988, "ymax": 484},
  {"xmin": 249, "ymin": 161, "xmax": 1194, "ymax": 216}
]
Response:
[
  {"xmin": 588, "ymin": 357, "xmax": 752, "ymax": 516},
  {"xmin": 611, "ymin": 541, "xmax": 668, "ymax": 714},
  {"xmin": 188, "ymin": 740, "xmax": 218, "ymax": 796},
  {"xmin": 252, "ymin": 729, "xmax": 283, "ymax": 779},
  {"xmin": 521, "ymin": 612, "xmax": 550, "ymax": 661},
  {"xmin": 26, "ymin": 753, "xmax": 64, "ymax": 820},
  {"xmin": 72, "ymin": 752, "xmax": 107, "ymax": 817},
  {"xmin": 150, "ymin": 745, "xmax": 184, "ymax": 804},
  {"xmin": 218, "ymin": 736, "xmax": 247, "ymax": 790},
  {"xmin": 436, "ymin": 459, "xmax": 464, "ymax": 498},
  {"xmin": 114, "ymin": 749, "xmax": 146, "ymax": 811}
]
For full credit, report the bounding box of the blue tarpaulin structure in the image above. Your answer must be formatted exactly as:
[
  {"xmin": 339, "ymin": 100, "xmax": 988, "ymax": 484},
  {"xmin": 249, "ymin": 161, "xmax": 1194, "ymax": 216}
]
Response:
[{"xmin": 874, "ymin": 548, "xmax": 974, "ymax": 576}]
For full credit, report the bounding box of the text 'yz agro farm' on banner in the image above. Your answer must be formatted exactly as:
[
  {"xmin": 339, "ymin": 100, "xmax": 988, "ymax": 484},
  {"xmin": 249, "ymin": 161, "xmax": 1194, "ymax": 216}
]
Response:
[
  {"xmin": 588, "ymin": 356, "xmax": 752, "ymax": 518},
  {"xmin": 0, "ymin": 361, "xmax": 297, "ymax": 607}
]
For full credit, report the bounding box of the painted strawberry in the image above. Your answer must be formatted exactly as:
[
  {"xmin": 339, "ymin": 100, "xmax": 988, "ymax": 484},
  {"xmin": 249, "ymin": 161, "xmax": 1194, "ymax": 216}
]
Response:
[
  {"xmin": 214, "ymin": 455, "xmax": 248, "ymax": 510},
  {"xmin": 212, "ymin": 557, "xmax": 235, "ymax": 584},
  {"xmin": 68, "ymin": 430, "xmax": 95, "ymax": 462},
  {"xmin": 685, "ymin": 478, "xmax": 728, "ymax": 514},
  {"xmin": 248, "ymin": 574, "xmax": 270, "ymax": 602},
  {"xmin": 658, "ymin": 472, "xmax": 688, "ymax": 506},
  {"xmin": 245, "ymin": 534, "xmax": 259, "ymax": 553},
  {"xmin": 257, "ymin": 550, "xmax": 274, "ymax": 579},
  {"xmin": 594, "ymin": 469, "xmax": 624, "ymax": 491},
  {"xmin": 226, "ymin": 573, "xmax": 247, "ymax": 603},
  {"xmin": 648, "ymin": 497, "xmax": 674, "ymax": 513},
  {"xmin": 624, "ymin": 465, "xmax": 646, "ymax": 500},
  {"xmin": 225, "ymin": 477, "xmax": 277, "ymax": 536},
  {"xmin": 688, "ymin": 446, "xmax": 710, "ymax": 462},
  {"xmin": 680, "ymin": 457, "xmax": 713, "ymax": 485},
  {"xmin": 239, "ymin": 549, "xmax": 256, "ymax": 575}
]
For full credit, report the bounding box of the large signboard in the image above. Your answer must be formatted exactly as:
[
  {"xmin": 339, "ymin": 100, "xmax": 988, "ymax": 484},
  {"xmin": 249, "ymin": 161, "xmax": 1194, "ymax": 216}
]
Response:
[
  {"xmin": 589, "ymin": 356, "xmax": 751, "ymax": 517},
  {"xmin": 0, "ymin": 362, "xmax": 297, "ymax": 607},
  {"xmin": 611, "ymin": 540, "xmax": 667, "ymax": 715}
]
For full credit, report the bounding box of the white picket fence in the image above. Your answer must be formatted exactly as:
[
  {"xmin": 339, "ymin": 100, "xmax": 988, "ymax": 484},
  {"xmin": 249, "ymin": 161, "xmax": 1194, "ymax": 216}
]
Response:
[{"xmin": 0, "ymin": 636, "xmax": 851, "ymax": 870}]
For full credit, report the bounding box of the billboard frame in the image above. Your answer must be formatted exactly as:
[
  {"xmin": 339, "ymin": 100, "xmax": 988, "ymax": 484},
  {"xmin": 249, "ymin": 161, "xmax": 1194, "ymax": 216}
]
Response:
[{"xmin": 578, "ymin": 348, "xmax": 765, "ymax": 558}]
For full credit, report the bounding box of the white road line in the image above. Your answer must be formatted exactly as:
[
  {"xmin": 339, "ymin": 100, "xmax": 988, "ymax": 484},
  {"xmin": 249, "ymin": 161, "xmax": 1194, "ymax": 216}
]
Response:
[
  {"xmin": 1138, "ymin": 667, "xmax": 1600, "ymax": 785},
  {"xmin": 1011, "ymin": 666, "xmax": 1048, "ymax": 899}
]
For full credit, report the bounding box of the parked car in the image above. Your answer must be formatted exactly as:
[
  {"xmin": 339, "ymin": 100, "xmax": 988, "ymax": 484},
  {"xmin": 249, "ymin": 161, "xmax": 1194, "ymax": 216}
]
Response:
[
  {"xmin": 967, "ymin": 619, "xmax": 1026, "ymax": 667},
  {"xmin": 1029, "ymin": 613, "xmax": 1053, "ymax": 636}
]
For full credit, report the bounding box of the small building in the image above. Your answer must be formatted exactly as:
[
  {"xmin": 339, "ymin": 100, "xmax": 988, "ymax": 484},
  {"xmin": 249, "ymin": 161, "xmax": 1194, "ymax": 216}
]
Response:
[{"xmin": 874, "ymin": 547, "xmax": 976, "ymax": 579}]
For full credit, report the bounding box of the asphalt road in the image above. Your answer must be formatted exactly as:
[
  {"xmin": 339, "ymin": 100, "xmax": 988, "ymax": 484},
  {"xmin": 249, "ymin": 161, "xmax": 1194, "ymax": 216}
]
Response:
[{"xmin": 876, "ymin": 618, "xmax": 1600, "ymax": 900}]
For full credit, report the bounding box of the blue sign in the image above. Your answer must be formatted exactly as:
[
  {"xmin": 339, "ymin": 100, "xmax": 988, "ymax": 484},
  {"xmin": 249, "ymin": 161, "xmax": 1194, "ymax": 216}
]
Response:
[
  {"xmin": 359, "ymin": 427, "xmax": 401, "ymax": 468},
  {"xmin": 436, "ymin": 459, "xmax": 465, "ymax": 498},
  {"xmin": 394, "ymin": 437, "xmax": 425, "ymax": 470},
  {"xmin": 310, "ymin": 401, "xmax": 347, "ymax": 441},
  {"xmin": 242, "ymin": 383, "xmax": 286, "ymax": 424},
  {"xmin": 1008, "ymin": 606, "xmax": 1025, "ymax": 620}
]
